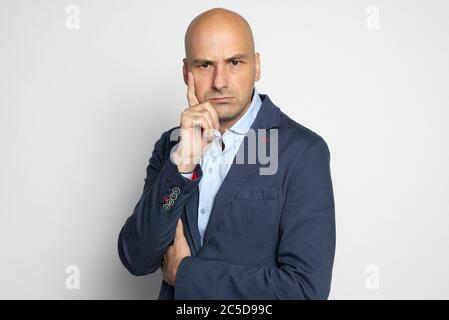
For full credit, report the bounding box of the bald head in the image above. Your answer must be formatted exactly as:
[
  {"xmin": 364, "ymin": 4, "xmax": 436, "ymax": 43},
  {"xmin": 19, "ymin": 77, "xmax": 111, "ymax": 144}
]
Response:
[
  {"xmin": 184, "ymin": 8, "xmax": 255, "ymax": 58},
  {"xmin": 182, "ymin": 8, "xmax": 260, "ymax": 130}
]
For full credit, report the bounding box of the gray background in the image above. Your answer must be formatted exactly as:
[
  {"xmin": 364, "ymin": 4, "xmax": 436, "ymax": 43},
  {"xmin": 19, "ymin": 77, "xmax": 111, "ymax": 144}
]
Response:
[{"xmin": 1, "ymin": 0, "xmax": 448, "ymax": 299}]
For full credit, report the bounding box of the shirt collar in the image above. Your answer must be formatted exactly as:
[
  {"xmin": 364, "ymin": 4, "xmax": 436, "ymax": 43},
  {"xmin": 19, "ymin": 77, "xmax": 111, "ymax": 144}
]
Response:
[{"xmin": 213, "ymin": 87, "xmax": 262, "ymax": 138}]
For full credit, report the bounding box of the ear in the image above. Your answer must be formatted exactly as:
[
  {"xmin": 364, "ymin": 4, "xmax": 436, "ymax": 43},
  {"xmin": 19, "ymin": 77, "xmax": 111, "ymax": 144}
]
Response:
[
  {"xmin": 255, "ymin": 52, "xmax": 261, "ymax": 82},
  {"xmin": 182, "ymin": 58, "xmax": 188, "ymax": 85}
]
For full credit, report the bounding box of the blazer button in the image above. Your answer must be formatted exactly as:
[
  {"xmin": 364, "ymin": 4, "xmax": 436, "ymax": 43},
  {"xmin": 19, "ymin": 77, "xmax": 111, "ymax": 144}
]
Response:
[
  {"xmin": 172, "ymin": 187, "xmax": 180, "ymax": 195},
  {"xmin": 167, "ymin": 199, "xmax": 174, "ymax": 206},
  {"xmin": 169, "ymin": 193, "xmax": 177, "ymax": 200},
  {"xmin": 163, "ymin": 203, "xmax": 170, "ymax": 211}
]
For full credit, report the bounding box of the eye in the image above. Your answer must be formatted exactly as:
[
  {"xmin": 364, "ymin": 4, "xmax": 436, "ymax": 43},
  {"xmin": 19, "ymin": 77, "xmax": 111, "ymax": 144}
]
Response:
[
  {"xmin": 231, "ymin": 60, "xmax": 241, "ymax": 66},
  {"xmin": 200, "ymin": 62, "xmax": 210, "ymax": 69}
]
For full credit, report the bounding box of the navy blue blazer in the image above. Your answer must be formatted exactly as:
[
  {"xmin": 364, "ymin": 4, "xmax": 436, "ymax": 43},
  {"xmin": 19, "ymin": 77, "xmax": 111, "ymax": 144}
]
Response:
[{"xmin": 118, "ymin": 93, "xmax": 336, "ymax": 299}]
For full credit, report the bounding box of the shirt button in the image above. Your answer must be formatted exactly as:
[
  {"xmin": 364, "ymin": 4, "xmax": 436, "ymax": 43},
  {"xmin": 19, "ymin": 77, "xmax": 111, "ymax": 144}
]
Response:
[
  {"xmin": 208, "ymin": 167, "xmax": 213, "ymax": 174},
  {"xmin": 201, "ymin": 208, "xmax": 206, "ymax": 214}
]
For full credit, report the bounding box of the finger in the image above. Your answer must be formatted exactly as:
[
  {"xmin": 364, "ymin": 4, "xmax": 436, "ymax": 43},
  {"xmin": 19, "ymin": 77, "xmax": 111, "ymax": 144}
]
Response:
[
  {"xmin": 191, "ymin": 111, "xmax": 214, "ymax": 140},
  {"xmin": 199, "ymin": 116, "xmax": 214, "ymax": 141},
  {"xmin": 202, "ymin": 102, "xmax": 220, "ymax": 130},
  {"xmin": 190, "ymin": 114, "xmax": 212, "ymax": 141},
  {"xmin": 187, "ymin": 71, "xmax": 199, "ymax": 107},
  {"xmin": 201, "ymin": 111, "xmax": 216, "ymax": 141}
]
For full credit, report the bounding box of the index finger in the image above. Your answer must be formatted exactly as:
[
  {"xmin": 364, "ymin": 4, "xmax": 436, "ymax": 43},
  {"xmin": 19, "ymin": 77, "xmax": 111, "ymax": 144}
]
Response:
[{"xmin": 187, "ymin": 71, "xmax": 199, "ymax": 107}]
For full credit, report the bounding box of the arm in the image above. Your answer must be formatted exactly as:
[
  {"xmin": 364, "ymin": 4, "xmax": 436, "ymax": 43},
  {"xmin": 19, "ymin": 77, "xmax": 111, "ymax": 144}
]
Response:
[
  {"xmin": 175, "ymin": 135, "xmax": 336, "ymax": 299},
  {"xmin": 117, "ymin": 130, "xmax": 202, "ymax": 276}
]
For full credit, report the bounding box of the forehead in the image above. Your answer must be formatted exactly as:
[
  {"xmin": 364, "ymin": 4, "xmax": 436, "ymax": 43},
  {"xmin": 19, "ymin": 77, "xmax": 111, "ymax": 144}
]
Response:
[{"xmin": 186, "ymin": 24, "xmax": 253, "ymax": 60}]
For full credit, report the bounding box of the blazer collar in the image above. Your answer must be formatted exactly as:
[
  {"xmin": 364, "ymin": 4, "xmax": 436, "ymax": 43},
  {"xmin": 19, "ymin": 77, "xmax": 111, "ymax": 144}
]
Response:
[{"xmin": 252, "ymin": 93, "xmax": 281, "ymax": 130}]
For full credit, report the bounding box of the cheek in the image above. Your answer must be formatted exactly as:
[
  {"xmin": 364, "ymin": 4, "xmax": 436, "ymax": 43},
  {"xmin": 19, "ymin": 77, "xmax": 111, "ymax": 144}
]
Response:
[
  {"xmin": 193, "ymin": 71, "xmax": 212, "ymax": 94},
  {"xmin": 232, "ymin": 72, "xmax": 253, "ymax": 90},
  {"xmin": 192, "ymin": 81, "xmax": 209, "ymax": 100},
  {"xmin": 231, "ymin": 80, "xmax": 252, "ymax": 103}
]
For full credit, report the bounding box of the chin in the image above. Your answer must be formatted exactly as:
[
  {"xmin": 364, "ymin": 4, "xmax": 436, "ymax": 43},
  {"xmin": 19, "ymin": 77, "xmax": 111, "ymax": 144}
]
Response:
[
  {"xmin": 214, "ymin": 103, "xmax": 241, "ymax": 121},
  {"xmin": 219, "ymin": 112, "xmax": 240, "ymax": 123}
]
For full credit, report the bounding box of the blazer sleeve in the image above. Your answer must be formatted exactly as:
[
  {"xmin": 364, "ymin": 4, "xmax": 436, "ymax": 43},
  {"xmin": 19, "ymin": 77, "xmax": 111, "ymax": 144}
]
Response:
[
  {"xmin": 175, "ymin": 135, "xmax": 336, "ymax": 299},
  {"xmin": 118, "ymin": 130, "xmax": 203, "ymax": 276}
]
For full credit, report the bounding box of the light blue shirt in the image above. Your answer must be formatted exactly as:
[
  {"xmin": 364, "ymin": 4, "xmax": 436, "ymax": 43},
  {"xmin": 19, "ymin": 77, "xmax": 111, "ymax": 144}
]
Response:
[{"xmin": 181, "ymin": 87, "xmax": 262, "ymax": 246}]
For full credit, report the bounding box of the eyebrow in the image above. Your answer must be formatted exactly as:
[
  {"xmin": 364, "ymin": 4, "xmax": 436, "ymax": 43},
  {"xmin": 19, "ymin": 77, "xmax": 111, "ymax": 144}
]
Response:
[{"xmin": 191, "ymin": 54, "xmax": 249, "ymax": 65}]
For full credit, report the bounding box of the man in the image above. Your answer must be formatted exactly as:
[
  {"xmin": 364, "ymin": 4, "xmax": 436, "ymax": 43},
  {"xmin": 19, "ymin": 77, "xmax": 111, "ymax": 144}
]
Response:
[{"xmin": 118, "ymin": 7, "xmax": 336, "ymax": 300}]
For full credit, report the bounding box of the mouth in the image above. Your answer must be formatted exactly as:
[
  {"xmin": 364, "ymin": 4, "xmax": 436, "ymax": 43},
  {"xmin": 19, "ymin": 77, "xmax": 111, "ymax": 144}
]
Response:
[{"xmin": 208, "ymin": 96, "xmax": 235, "ymax": 103}]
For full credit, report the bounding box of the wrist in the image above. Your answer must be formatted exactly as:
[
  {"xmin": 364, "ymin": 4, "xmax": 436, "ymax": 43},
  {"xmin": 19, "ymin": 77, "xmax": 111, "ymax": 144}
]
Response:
[{"xmin": 177, "ymin": 164, "xmax": 197, "ymax": 173}]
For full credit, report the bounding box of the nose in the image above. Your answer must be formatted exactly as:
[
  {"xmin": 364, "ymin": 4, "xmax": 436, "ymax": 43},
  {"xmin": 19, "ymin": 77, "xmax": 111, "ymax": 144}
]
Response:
[{"xmin": 212, "ymin": 63, "xmax": 229, "ymax": 92}]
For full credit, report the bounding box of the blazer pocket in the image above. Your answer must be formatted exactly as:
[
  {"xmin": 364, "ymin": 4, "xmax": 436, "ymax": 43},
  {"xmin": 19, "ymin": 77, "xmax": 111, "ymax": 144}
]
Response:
[{"xmin": 234, "ymin": 186, "xmax": 279, "ymax": 200}]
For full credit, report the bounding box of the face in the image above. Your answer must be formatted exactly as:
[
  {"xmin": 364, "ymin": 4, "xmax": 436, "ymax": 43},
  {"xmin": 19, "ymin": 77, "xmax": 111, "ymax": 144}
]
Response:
[{"xmin": 183, "ymin": 21, "xmax": 260, "ymax": 124}]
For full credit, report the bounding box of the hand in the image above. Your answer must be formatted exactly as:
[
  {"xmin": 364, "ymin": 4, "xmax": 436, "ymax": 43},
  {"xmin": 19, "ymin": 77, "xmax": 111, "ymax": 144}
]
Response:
[
  {"xmin": 162, "ymin": 219, "xmax": 191, "ymax": 287},
  {"xmin": 173, "ymin": 71, "xmax": 220, "ymax": 173}
]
